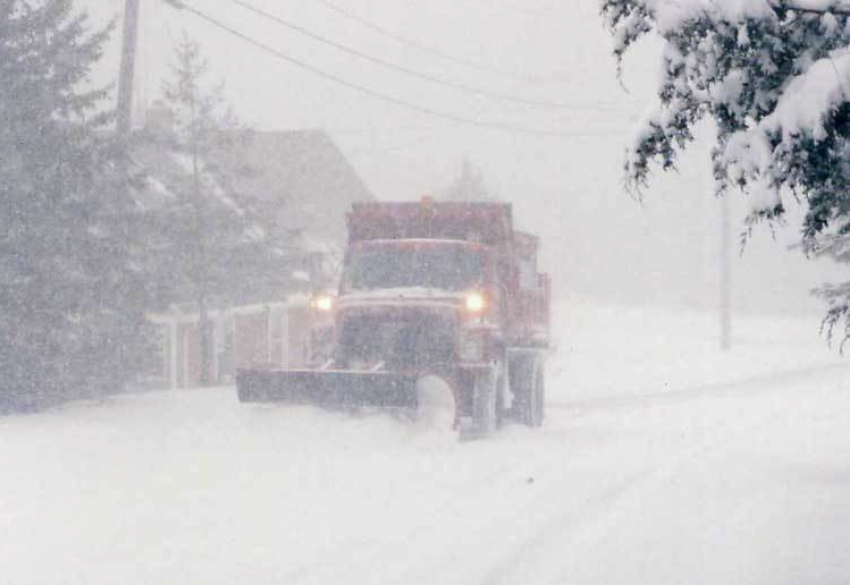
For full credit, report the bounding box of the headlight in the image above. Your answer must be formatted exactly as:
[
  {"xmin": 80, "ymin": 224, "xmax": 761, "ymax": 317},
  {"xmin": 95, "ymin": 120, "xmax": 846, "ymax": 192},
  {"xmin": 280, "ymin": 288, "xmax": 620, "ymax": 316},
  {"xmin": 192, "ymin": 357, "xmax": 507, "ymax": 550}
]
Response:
[
  {"xmin": 465, "ymin": 292, "xmax": 486, "ymax": 313},
  {"xmin": 310, "ymin": 294, "xmax": 334, "ymax": 312}
]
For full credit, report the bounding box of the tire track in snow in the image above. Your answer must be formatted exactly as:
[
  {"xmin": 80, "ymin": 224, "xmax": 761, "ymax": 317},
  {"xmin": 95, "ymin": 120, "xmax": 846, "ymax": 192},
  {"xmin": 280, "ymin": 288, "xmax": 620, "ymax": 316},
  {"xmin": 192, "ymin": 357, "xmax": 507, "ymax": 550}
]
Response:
[
  {"xmin": 475, "ymin": 467, "xmax": 657, "ymax": 585},
  {"xmin": 277, "ymin": 442, "xmax": 529, "ymax": 585},
  {"xmin": 382, "ymin": 467, "xmax": 659, "ymax": 585},
  {"xmin": 278, "ymin": 424, "xmax": 606, "ymax": 585},
  {"xmin": 279, "ymin": 362, "xmax": 838, "ymax": 585},
  {"xmin": 478, "ymin": 369, "xmax": 845, "ymax": 585}
]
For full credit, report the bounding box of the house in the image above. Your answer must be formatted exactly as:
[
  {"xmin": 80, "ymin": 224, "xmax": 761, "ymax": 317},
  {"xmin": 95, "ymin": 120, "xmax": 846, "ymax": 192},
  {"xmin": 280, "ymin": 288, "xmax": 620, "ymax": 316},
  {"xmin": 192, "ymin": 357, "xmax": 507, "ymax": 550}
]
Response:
[
  {"xmin": 134, "ymin": 103, "xmax": 371, "ymax": 388},
  {"xmin": 148, "ymin": 297, "xmax": 332, "ymax": 390}
]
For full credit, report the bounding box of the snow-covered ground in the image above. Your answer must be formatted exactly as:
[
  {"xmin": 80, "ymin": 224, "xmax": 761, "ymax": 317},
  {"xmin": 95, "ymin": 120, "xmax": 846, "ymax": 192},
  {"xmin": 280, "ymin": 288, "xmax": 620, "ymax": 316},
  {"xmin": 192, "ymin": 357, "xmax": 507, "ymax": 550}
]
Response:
[{"xmin": 1, "ymin": 300, "xmax": 848, "ymax": 585}]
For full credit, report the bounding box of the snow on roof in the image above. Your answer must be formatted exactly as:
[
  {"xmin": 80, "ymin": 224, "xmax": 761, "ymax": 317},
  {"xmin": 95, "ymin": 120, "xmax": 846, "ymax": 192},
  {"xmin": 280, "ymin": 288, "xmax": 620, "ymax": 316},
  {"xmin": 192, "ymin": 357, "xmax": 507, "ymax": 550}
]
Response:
[
  {"xmin": 131, "ymin": 129, "xmax": 372, "ymax": 248},
  {"xmin": 168, "ymin": 151, "xmax": 244, "ymax": 216},
  {"xmin": 130, "ymin": 128, "xmax": 370, "ymax": 304},
  {"xmin": 226, "ymin": 129, "xmax": 373, "ymax": 247}
]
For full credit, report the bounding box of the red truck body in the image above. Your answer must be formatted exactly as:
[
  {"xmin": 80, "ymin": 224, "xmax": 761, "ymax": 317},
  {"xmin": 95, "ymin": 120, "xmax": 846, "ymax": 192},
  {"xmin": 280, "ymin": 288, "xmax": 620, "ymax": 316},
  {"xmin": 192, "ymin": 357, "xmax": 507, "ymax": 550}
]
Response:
[
  {"xmin": 346, "ymin": 200, "xmax": 550, "ymax": 345},
  {"xmin": 237, "ymin": 199, "xmax": 550, "ymax": 434}
]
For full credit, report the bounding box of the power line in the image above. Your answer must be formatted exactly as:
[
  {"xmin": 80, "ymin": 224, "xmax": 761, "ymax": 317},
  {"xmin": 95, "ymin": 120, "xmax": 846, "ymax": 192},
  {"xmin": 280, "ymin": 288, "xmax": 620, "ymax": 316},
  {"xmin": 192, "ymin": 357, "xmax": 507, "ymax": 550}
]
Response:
[
  {"xmin": 227, "ymin": 0, "xmax": 574, "ymax": 110},
  {"xmin": 350, "ymin": 77, "xmax": 530, "ymax": 155},
  {"xmin": 159, "ymin": 0, "xmax": 577, "ymax": 138},
  {"xmin": 347, "ymin": 127, "xmax": 614, "ymax": 156},
  {"xmin": 342, "ymin": 63, "xmax": 630, "ymax": 156},
  {"xmin": 316, "ymin": 0, "xmax": 569, "ymax": 85}
]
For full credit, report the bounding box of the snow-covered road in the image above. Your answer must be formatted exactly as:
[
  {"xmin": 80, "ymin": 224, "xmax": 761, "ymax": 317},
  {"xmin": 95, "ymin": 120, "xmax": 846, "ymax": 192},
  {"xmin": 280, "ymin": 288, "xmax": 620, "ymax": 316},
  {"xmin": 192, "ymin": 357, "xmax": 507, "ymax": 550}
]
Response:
[{"xmin": 2, "ymin": 301, "xmax": 848, "ymax": 585}]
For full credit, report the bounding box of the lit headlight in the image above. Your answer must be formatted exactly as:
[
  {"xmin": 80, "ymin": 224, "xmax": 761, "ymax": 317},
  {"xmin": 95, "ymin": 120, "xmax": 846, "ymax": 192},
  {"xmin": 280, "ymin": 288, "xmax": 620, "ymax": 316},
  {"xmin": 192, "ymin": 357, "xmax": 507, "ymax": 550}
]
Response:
[
  {"xmin": 310, "ymin": 294, "xmax": 334, "ymax": 312},
  {"xmin": 465, "ymin": 292, "xmax": 486, "ymax": 313}
]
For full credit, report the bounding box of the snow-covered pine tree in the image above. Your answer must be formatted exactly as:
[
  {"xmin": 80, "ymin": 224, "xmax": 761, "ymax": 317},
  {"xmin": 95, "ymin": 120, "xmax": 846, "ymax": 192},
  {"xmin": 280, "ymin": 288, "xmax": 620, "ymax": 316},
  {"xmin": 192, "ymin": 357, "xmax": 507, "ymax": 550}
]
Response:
[
  {"xmin": 601, "ymin": 0, "xmax": 850, "ymax": 345},
  {"xmin": 147, "ymin": 36, "xmax": 294, "ymax": 385},
  {"xmin": 0, "ymin": 0, "xmax": 154, "ymax": 411}
]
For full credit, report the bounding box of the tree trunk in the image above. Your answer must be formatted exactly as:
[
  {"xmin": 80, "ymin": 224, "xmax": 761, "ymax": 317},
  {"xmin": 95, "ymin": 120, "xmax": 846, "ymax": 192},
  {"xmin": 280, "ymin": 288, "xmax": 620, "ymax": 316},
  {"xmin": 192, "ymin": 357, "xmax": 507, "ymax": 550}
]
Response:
[{"xmin": 190, "ymin": 94, "xmax": 214, "ymax": 386}]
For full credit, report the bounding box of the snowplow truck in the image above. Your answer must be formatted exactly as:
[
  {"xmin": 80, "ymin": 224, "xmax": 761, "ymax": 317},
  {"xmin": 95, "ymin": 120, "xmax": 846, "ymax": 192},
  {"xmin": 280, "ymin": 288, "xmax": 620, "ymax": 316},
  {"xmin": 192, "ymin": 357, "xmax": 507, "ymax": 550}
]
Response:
[{"xmin": 236, "ymin": 198, "xmax": 550, "ymax": 434}]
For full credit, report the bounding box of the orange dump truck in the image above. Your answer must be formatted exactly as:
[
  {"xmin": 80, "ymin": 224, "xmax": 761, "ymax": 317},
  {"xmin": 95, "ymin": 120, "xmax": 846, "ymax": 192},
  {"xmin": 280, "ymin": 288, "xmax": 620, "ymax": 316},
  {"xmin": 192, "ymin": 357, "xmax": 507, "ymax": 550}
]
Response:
[{"xmin": 236, "ymin": 199, "xmax": 550, "ymax": 435}]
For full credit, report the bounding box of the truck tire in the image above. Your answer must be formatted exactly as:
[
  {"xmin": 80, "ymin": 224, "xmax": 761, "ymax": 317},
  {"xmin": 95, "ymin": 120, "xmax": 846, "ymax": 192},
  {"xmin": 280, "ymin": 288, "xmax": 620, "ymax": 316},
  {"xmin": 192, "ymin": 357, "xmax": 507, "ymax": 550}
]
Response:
[
  {"xmin": 529, "ymin": 363, "xmax": 545, "ymax": 427},
  {"xmin": 493, "ymin": 361, "xmax": 510, "ymax": 431},
  {"xmin": 513, "ymin": 355, "xmax": 545, "ymax": 428},
  {"xmin": 236, "ymin": 370, "xmax": 263, "ymax": 402}
]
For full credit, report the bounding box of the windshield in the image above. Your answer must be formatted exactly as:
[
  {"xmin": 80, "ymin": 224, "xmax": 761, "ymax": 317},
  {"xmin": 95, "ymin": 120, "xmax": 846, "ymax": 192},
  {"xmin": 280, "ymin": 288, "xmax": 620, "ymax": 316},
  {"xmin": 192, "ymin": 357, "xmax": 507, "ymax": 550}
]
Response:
[{"xmin": 343, "ymin": 242, "xmax": 486, "ymax": 292}]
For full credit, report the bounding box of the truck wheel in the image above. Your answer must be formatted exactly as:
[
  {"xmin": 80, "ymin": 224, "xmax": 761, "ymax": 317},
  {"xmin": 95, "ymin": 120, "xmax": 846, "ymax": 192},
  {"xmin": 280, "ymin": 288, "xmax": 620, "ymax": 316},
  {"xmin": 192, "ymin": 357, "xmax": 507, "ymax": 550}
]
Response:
[
  {"xmin": 530, "ymin": 363, "xmax": 545, "ymax": 427},
  {"xmin": 471, "ymin": 368, "xmax": 498, "ymax": 436},
  {"xmin": 236, "ymin": 371, "xmax": 261, "ymax": 402},
  {"xmin": 495, "ymin": 366, "xmax": 507, "ymax": 429}
]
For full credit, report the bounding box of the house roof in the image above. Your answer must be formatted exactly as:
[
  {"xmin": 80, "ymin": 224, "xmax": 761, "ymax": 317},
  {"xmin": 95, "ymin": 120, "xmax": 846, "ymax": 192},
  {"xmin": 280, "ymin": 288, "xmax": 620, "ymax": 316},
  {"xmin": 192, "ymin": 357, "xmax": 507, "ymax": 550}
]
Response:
[
  {"xmin": 131, "ymin": 127, "xmax": 374, "ymax": 252},
  {"xmin": 227, "ymin": 128, "xmax": 374, "ymax": 249}
]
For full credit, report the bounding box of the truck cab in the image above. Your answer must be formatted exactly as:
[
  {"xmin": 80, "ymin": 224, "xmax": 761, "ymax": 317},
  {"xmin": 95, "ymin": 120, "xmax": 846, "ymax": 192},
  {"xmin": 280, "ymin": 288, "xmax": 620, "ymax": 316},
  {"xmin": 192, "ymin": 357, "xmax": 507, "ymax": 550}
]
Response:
[
  {"xmin": 334, "ymin": 200, "xmax": 548, "ymax": 429},
  {"xmin": 331, "ymin": 238, "xmax": 499, "ymax": 371}
]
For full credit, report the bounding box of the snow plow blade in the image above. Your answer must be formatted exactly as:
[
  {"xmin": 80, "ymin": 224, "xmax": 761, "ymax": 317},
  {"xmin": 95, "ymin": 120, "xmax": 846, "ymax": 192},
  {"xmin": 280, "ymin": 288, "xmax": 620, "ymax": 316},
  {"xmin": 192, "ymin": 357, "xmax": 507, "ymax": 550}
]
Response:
[{"xmin": 236, "ymin": 369, "xmax": 420, "ymax": 409}]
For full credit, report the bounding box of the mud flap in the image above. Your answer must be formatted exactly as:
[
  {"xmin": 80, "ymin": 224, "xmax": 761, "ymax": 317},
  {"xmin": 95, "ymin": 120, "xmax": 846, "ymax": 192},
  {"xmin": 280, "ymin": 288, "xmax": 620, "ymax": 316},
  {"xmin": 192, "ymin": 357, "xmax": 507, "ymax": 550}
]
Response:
[
  {"xmin": 236, "ymin": 369, "xmax": 420, "ymax": 410},
  {"xmin": 458, "ymin": 366, "xmax": 498, "ymax": 441}
]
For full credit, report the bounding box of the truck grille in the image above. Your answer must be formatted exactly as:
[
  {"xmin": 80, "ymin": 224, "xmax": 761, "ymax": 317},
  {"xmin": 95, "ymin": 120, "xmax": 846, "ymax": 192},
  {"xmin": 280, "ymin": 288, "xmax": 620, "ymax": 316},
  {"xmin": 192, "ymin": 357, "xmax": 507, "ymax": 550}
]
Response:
[{"xmin": 338, "ymin": 313, "xmax": 454, "ymax": 372}]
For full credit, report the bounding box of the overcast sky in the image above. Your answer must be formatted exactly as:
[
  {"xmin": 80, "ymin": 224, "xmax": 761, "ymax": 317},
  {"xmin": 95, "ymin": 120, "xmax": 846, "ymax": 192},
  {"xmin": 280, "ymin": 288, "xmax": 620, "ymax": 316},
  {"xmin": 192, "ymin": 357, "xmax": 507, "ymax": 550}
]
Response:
[
  {"xmin": 79, "ymin": 0, "xmax": 843, "ymax": 315},
  {"xmin": 84, "ymin": 0, "xmax": 645, "ymax": 193}
]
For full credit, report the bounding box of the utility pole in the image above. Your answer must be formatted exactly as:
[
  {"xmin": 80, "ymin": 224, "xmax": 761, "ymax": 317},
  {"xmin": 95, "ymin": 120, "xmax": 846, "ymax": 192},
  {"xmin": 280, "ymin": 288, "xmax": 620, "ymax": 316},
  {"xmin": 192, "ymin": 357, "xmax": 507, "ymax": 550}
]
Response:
[
  {"xmin": 113, "ymin": 0, "xmax": 142, "ymax": 385},
  {"xmin": 117, "ymin": 0, "xmax": 141, "ymax": 138},
  {"xmin": 720, "ymin": 190, "xmax": 732, "ymax": 350}
]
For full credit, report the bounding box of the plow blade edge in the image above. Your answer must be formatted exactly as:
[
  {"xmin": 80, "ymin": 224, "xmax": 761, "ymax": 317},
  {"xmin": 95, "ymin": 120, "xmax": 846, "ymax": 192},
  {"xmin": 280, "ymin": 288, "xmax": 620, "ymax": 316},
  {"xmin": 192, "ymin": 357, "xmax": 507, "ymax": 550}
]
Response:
[{"xmin": 236, "ymin": 369, "xmax": 419, "ymax": 409}]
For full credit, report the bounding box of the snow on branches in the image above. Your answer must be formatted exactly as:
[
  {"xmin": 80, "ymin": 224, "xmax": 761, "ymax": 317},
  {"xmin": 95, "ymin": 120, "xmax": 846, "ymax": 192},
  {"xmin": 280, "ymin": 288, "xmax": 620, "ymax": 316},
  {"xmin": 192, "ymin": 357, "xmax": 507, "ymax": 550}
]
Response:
[{"xmin": 602, "ymin": 0, "xmax": 850, "ymax": 344}]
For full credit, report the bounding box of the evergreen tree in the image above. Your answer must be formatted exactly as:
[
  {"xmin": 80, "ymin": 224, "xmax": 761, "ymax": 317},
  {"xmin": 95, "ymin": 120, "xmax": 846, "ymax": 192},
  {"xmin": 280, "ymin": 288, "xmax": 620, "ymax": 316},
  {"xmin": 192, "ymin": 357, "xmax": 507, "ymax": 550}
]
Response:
[
  {"xmin": 0, "ymin": 0, "xmax": 153, "ymax": 411},
  {"xmin": 146, "ymin": 36, "xmax": 294, "ymax": 384},
  {"xmin": 443, "ymin": 158, "xmax": 493, "ymax": 202},
  {"xmin": 601, "ymin": 0, "xmax": 850, "ymax": 345}
]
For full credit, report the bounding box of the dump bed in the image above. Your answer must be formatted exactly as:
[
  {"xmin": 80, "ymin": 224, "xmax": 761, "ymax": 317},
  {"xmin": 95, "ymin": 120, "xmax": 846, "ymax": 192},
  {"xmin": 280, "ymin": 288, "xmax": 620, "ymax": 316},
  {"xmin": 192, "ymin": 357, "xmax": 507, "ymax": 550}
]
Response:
[{"xmin": 347, "ymin": 201, "xmax": 513, "ymax": 246}]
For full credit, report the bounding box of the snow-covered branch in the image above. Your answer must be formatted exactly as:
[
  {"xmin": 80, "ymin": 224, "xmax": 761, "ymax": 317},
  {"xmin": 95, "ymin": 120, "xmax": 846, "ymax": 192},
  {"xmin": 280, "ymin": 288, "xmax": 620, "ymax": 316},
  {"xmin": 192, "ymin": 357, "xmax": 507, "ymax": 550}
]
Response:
[{"xmin": 601, "ymin": 0, "xmax": 850, "ymax": 343}]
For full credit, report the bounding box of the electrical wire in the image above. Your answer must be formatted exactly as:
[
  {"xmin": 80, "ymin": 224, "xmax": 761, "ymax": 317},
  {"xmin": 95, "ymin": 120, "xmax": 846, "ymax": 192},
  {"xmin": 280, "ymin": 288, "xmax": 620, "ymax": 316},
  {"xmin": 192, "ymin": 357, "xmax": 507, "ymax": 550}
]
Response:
[
  {"xmin": 315, "ymin": 0, "xmax": 569, "ymax": 85},
  {"xmin": 349, "ymin": 77, "xmax": 531, "ymax": 155},
  {"xmin": 228, "ymin": 0, "xmax": 574, "ymax": 110},
  {"xmin": 159, "ymin": 0, "xmax": 579, "ymax": 138},
  {"xmin": 345, "ymin": 71, "xmax": 623, "ymax": 155}
]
